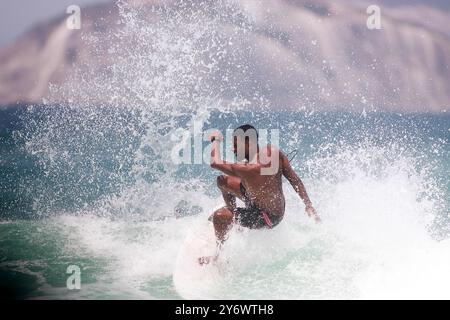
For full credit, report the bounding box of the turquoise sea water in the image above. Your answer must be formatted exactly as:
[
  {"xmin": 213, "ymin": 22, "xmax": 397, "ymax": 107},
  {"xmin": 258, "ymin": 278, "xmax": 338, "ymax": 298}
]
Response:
[{"xmin": 0, "ymin": 105, "xmax": 449, "ymax": 299}]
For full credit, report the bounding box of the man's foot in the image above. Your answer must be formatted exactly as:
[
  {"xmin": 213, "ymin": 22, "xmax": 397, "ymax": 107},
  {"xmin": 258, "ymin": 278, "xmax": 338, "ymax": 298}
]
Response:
[
  {"xmin": 198, "ymin": 256, "xmax": 213, "ymax": 266},
  {"xmin": 198, "ymin": 255, "xmax": 218, "ymax": 266}
]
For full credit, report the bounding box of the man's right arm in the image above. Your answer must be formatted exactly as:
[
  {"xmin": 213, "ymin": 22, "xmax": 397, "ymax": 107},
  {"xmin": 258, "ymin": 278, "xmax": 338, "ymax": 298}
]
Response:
[{"xmin": 209, "ymin": 132, "xmax": 266, "ymax": 178}]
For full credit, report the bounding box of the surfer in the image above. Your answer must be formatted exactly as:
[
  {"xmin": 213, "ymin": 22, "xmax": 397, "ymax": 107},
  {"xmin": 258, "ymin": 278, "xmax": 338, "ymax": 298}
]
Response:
[{"xmin": 199, "ymin": 124, "xmax": 320, "ymax": 265}]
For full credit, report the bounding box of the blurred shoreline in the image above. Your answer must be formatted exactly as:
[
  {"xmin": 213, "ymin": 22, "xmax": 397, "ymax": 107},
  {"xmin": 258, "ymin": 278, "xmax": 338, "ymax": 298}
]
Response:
[{"xmin": 0, "ymin": 0, "xmax": 449, "ymax": 112}]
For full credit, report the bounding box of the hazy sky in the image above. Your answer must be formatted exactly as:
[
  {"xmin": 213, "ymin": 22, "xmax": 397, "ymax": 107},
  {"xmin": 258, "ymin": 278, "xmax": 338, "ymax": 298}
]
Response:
[{"xmin": 0, "ymin": 0, "xmax": 111, "ymax": 48}]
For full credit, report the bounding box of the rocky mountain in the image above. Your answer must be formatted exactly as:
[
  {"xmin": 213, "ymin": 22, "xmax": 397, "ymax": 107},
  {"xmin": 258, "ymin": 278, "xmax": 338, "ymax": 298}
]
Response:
[{"xmin": 0, "ymin": 0, "xmax": 449, "ymax": 112}]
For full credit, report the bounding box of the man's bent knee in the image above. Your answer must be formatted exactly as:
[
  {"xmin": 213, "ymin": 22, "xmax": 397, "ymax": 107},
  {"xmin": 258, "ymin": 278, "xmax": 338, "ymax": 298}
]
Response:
[{"xmin": 213, "ymin": 207, "xmax": 233, "ymax": 225}]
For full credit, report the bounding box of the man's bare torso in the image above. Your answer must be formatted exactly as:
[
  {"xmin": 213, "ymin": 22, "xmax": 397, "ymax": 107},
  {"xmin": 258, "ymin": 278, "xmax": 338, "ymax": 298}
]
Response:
[{"xmin": 237, "ymin": 146, "xmax": 285, "ymax": 216}]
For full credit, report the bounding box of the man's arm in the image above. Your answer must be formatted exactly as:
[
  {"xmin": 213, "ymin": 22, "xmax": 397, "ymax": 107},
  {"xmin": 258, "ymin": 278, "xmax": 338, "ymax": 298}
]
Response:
[
  {"xmin": 281, "ymin": 152, "xmax": 321, "ymax": 222},
  {"xmin": 209, "ymin": 132, "xmax": 264, "ymax": 178}
]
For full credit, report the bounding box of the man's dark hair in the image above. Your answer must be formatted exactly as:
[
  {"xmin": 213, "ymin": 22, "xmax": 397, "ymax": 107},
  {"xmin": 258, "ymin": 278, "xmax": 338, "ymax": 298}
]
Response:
[{"xmin": 233, "ymin": 124, "xmax": 258, "ymax": 141}]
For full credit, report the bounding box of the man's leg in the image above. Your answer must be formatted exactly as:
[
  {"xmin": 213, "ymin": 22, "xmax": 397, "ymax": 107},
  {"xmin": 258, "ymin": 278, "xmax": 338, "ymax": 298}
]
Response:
[
  {"xmin": 212, "ymin": 207, "xmax": 234, "ymax": 243},
  {"xmin": 214, "ymin": 175, "xmax": 246, "ymax": 239},
  {"xmin": 199, "ymin": 176, "xmax": 243, "ymax": 265},
  {"xmin": 217, "ymin": 175, "xmax": 243, "ymax": 212},
  {"xmin": 198, "ymin": 206, "xmax": 234, "ymax": 265}
]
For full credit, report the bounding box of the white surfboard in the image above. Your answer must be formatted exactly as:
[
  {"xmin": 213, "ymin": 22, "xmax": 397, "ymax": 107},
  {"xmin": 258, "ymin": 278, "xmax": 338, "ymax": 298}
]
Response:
[{"xmin": 173, "ymin": 217, "xmax": 226, "ymax": 299}]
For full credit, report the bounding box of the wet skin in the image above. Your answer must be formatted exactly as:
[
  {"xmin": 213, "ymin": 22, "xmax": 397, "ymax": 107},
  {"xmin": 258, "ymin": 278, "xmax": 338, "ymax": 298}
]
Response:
[{"xmin": 198, "ymin": 132, "xmax": 320, "ymax": 265}]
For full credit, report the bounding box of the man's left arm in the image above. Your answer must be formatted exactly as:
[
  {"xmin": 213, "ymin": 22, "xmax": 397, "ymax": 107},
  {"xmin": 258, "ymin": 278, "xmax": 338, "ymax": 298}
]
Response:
[{"xmin": 281, "ymin": 152, "xmax": 321, "ymax": 223}]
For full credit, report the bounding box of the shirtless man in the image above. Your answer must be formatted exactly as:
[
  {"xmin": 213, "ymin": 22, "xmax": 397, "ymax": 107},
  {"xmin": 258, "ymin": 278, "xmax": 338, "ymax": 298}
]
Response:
[{"xmin": 199, "ymin": 124, "xmax": 320, "ymax": 265}]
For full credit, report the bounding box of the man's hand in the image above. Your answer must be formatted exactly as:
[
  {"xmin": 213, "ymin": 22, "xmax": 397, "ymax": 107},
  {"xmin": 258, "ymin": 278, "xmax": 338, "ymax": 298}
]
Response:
[
  {"xmin": 305, "ymin": 204, "xmax": 321, "ymax": 223},
  {"xmin": 209, "ymin": 131, "xmax": 222, "ymax": 143}
]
